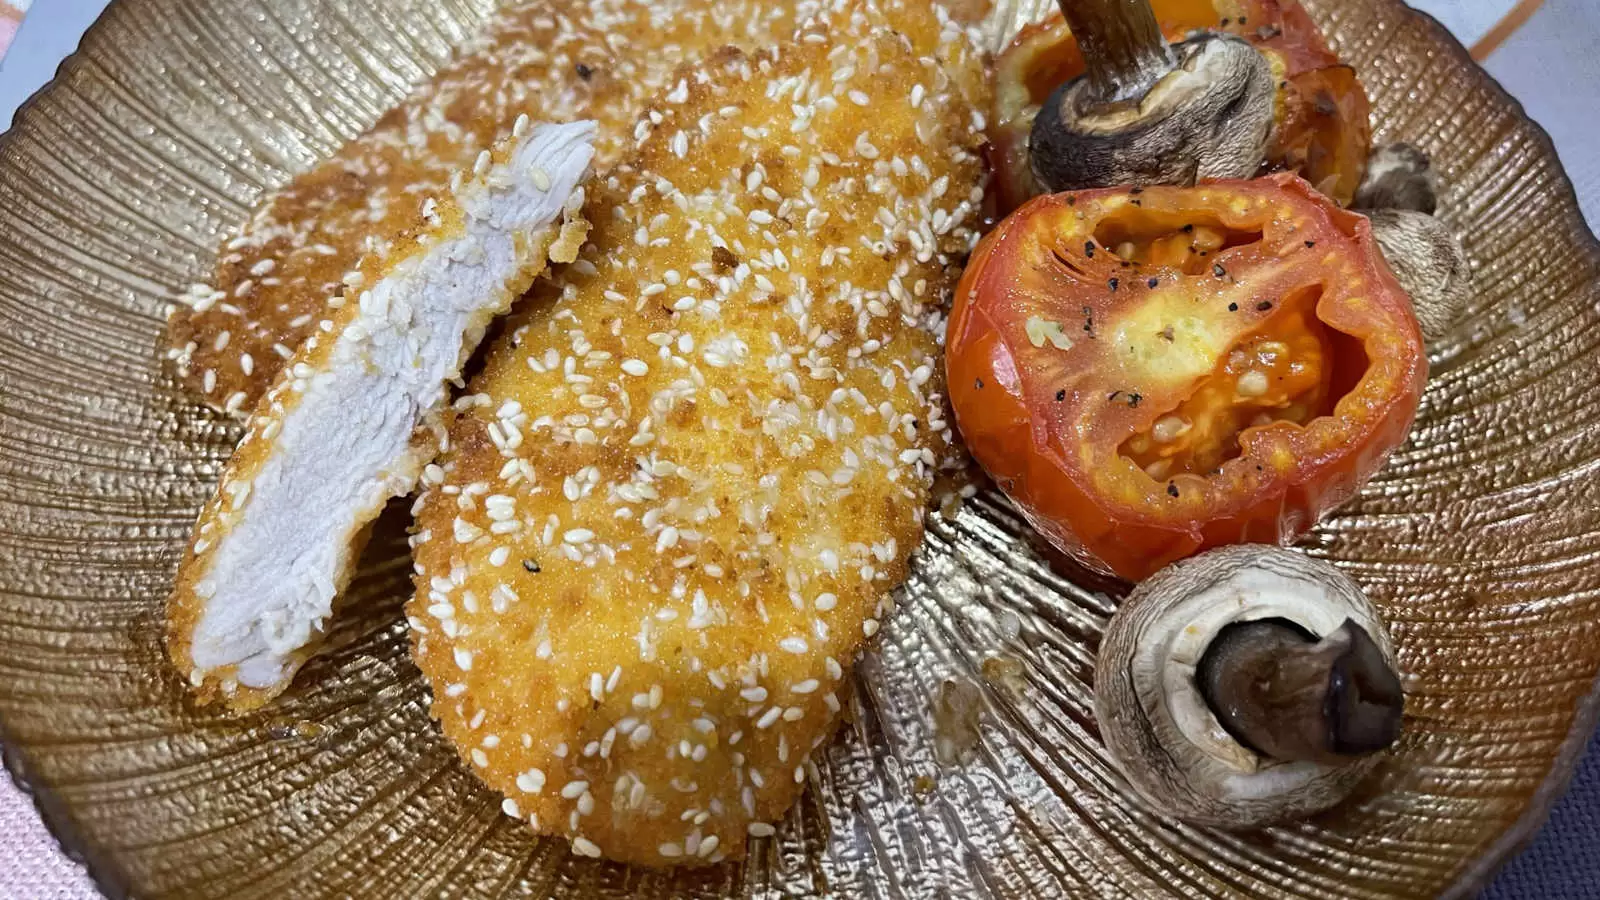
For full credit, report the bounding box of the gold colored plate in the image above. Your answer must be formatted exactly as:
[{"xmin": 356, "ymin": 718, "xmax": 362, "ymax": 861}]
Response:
[{"xmin": 0, "ymin": 0, "xmax": 1596, "ymax": 896}]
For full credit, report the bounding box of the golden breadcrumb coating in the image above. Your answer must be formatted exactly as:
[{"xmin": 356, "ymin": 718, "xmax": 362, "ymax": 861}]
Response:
[
  {"xmin": 169, "ymin": 120, "xmax": 594, "ymax": 709},
  {"xmin": 408, "ymin": 0, "xmax": 988, "ymax": 867},
  {"xmin": 164, "ymin": 0, "xmax": 990, "ymax": 416}
]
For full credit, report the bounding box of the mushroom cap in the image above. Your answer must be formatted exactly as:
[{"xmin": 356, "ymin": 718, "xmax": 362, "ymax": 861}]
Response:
[
  {"xmin": 1368, "ymin": 208, "xmax": 1473, "ymax": 344},
  {"xmin": 1093, "ymin": 545, "xmax": 1401, "ymax": 829},
  {"xmin": 1029, "ymin": 34, "xmax": 1275, "ymax": 193},
  {"xmin": 1355, "ymin": 143, "xmax": 1440, "ymax": 214}
]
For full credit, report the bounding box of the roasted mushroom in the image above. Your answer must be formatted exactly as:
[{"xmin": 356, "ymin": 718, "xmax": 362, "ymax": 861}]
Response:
[
  {"xmin": 1354, "ymin": 142, "xmax": 1439, "ymax": 213},
  {"xmin": 1354, "ymin": 143, "xmax": 1473, "ymax": 343},
  {"xmin": 1366, "ymin": 208, "xmax": 1473, "ymax": 343},
  {"xmin": 1094, "ymin": 545, "xmax": 1403, "ymax": 828},
  {"xmin": 1029, "ymin": 0, "xmax": 1275, "ymax": 192}
]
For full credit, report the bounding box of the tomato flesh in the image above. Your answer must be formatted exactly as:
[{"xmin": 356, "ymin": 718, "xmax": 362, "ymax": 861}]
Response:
[
  {"xmin": 1120, "ymin": 290, "xmax": 1332, "ymax": 479},
  {"xmin": 947, "ymin": 175, "xmax": 1425, "ymax": 581}
]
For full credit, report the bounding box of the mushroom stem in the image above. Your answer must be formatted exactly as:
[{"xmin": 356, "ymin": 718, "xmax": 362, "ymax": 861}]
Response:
[
  {"xmin": 1197, "ymin": 618, "xmax": 1403, "ymax": 767},
  {"xmin": 1056, "ymin": 0, "xmax": 1176, "ymax": 105}
]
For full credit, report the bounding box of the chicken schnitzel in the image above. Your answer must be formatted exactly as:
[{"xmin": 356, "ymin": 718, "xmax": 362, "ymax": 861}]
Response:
[
  {"xmin": 168, "ymin": 121, "xmax": 594, "ymax": 708},
  {"xmin": 407, "ymin": 0, "xmax": 988, "ymax": 866},
  {"xmin": 165, "ymin": 0, "xmax": 989, "ymax": 416}
]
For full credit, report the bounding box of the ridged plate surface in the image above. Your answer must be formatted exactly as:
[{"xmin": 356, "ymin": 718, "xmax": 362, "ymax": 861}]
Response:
[{"xmin": 1, "ymin": 0, "xmax": 1597, "ymax": 897}]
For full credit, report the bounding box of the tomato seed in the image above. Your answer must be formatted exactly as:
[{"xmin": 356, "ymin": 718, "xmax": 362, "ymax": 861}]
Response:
[{"xmin": 1236, "ymin": 371, "xmax": 1270, "ymax": 397}]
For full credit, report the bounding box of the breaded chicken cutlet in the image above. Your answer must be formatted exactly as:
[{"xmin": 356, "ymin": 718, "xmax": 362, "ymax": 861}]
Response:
[
  {"xmin": 407, "ymin": 0, "xmax": 989, "ymax": 867},
  {"xmin": 168, "ymin": 122, "xmax": 595, "ymax": 708},
  {"xmin": 165, "ymin": 0, "xmax": 990, "ymax": 416}
]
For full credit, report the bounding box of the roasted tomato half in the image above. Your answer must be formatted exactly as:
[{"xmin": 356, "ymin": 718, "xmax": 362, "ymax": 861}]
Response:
[
  {"xmin": 947, "ymin": 174, "xmax": 1425, "ymax": 581},
  {"xmin": 987, "ymin": 0, "xmax": 1371, "ymax": 213}
]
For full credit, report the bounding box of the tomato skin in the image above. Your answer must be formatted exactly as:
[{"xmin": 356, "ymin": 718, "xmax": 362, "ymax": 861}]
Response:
[
  {"xmin": 947, "ymin": 174, "xmax": 1425, "ymax": 581},
  {"xmin": 986, "ymin": 0, "xmax": 1370, "ymax": 212}
]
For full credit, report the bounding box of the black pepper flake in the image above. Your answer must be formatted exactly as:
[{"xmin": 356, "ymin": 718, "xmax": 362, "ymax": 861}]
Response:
[
  {"xmin": 1130, "ymin": 199, "xmax": 1143, "ymax": 206},
  {"xmin": 1147, "ymin": 277, "xmax": 1160, "ymax": 289},
  {"xmin": 1167, "ymin": 482, "xmax": 1180, "ymax": 498},
  {"xmin": 1182, "ymin": 224, "xmax": 1195, "ymax": 233},
  {"xmin": 1108, "ymin": 277, "xmax": 1119, "ymax": 292},
  {"xmin": 1238, "ymin": 15, "xmax": 1248, "ymax": 24},
  {"xmin": 1084, "ymin": 240, "xmax": 1096, "ymax": 258},
  {"xmin": 1220, "ymin": 16, "xmax": 1231, "ymax": 26},
  {"xmin": 1066, "ymin": 195, "xmax": 1077, "ymax": 206},
  {"xmin": 522, "ymin": 559, "xmax": 542, "ymax": 573},
  {"xmin": 1304, "ymin": 240, "xmax": 1317, "ymax": 248},
  {"xmin": 1129, "ymin": 186, "xmax": 1144, "ymax": 195},
  {"xmin": 1257, "ymin": 300, "xmax": 1274, "ymax": 311},
  {"xmin": 1056, "ymin": 389, "xmax": 1067, "ymax": 402},
  {"xmin": 1213, "ymin": 263, "xmax": 1227, "ymax": 278},
  {"xmin": 1130, "ymin": 392, "xmax": 1142, "ymax": 408},
  {"xmin": 575, "ymin": 62, "xmax": 595, "ymax": 80},
  {"xmin": 1228, "ymin": 302, "xmax": 1239, "ymax": 312},
  {"xmin": 975, "ymin": 378, "xmax": 984, "ymax": 390},
  {"xmin": 1082, "ymin": 305, "xmax": 1095, "ymax": 336}
]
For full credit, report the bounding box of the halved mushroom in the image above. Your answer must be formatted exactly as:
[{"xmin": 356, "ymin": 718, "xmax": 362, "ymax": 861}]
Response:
[
  {"xmin": 1094, "ymin": 544, "xmax": 1403, "ymax": 828},
  {"xmin": 1354, "ymin": 144, "xmax": 1473, "ymax": 343},
  {"xmin": 1355, "ymin": 142, "xmax": 1440, "ymax": 213},
  {"xmin": 1367, "ymin": 208, "xmax": 1472, "ymax": 343},
  {"xmin": 1030, "ymin": 0, "xmax": 1275, "ymax": 192}
]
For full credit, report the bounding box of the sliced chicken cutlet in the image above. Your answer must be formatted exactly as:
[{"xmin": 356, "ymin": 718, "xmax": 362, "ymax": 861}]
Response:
[
  {"xmin": 408, "ymin": 1, "xmax": 989, "ymax": 866},
  {"xmin": 165, "ymin": 0, "xmax": 988, "ymax": 416},
  {"xmin": 168, "ymin": 121, "xmax": 596, "ymax": 709}
]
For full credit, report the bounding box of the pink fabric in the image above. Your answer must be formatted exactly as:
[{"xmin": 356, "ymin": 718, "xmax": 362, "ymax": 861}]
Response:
[
  {"xmin": 0, "ymin": 777, "xmax": 96, "ymax": 897},
  {"xmin": 0, "ymin": 18, "xmax": 19, "ymax": 59}
]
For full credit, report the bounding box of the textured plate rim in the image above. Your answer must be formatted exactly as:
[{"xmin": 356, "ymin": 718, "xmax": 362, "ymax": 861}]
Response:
[{"xmin": 0, "ymin": 0, "xmax": 1597, "ymax": 897}]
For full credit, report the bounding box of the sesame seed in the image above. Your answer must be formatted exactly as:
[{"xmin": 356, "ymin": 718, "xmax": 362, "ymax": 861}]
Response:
[
  {"xmin": 572, "ymin": 837, "xmax": 603, "ymax": 858},
  {"xmin": 516, "ymin": 769, "xmax": 546, "ymax": 793},
  {"xmin": 656, "ymin": 526, "xmax": 680, "ymax": 552}
]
